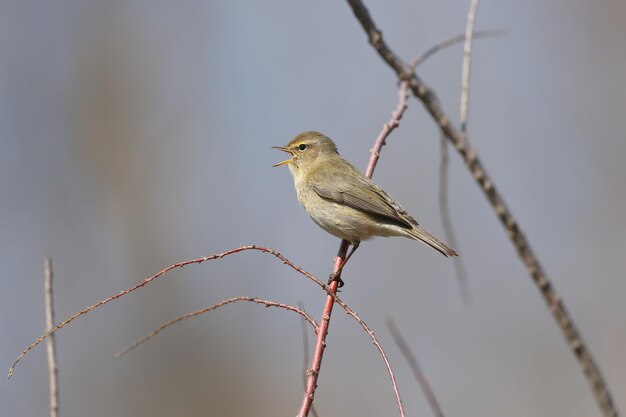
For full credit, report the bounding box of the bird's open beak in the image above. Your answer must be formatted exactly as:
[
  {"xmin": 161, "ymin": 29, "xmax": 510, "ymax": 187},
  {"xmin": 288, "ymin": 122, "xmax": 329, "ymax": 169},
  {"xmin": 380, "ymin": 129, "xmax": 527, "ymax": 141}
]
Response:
[{"xmin": 272, "ymin": 146, "xmax": 293, "ymax": 167}]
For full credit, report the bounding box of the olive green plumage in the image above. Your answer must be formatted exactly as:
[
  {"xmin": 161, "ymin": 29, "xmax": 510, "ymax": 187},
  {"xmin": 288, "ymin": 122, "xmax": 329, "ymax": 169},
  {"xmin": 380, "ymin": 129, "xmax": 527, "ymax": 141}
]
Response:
[{"xmin": 273, "ymin": 131, "xmax": 457, "ymax": 257}]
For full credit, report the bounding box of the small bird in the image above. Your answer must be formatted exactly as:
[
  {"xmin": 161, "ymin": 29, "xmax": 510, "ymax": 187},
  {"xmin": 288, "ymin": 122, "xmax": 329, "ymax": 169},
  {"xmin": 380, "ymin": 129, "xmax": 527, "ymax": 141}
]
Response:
[{"xmin": 273, "ymin": 131, "xmax": 457, "ymax": 285}]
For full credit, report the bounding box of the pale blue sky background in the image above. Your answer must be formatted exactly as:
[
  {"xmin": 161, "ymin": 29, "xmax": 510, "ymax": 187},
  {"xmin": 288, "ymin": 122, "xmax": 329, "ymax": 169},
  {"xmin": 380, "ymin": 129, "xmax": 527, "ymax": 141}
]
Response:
[{"xmin": 2, "ymin": 1, "xmax": 625, "ymax": 416}]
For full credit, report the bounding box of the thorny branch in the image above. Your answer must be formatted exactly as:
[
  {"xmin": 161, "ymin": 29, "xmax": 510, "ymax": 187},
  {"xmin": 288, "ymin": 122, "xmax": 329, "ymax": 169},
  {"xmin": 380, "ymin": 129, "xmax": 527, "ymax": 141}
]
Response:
[
  {"xmin": 9, "ymin": 245, "xmax": 313, "ymax": 378},
  {"xmin": 10, "ymin": 245, "xmax": 405, "ymax": 417},
  {"xmin": 345, "ymin": 1, "xmax": 619, "ymax": 416}
]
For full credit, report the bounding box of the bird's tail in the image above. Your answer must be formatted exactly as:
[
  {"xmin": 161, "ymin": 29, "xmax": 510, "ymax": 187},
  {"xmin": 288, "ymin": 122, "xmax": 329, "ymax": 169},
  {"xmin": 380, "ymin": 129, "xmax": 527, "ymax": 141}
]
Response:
[{"xmin": 406, "ymin": 227, "xmax": 458, "ymax": 257}]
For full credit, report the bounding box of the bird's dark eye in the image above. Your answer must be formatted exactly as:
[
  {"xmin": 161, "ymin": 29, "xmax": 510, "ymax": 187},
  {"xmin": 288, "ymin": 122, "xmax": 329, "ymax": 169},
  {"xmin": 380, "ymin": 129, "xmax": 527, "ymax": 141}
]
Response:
[{"xmin": 298, "ymin": 144, "xmax": 307, "ymax": 151}]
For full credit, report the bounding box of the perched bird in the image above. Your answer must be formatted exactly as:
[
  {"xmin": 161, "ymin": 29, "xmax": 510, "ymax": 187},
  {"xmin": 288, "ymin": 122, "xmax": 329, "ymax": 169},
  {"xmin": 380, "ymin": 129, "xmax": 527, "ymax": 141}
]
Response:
[{"xmin": 273, "ymin": 131, "xmax": 457, "ymax": 285}]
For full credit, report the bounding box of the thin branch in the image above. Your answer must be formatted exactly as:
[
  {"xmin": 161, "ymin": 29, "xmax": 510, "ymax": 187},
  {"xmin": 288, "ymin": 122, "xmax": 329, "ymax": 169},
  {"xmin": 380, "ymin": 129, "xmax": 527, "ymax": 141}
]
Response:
[
  {"xmin": 387, "ymin": 318, "xmax": 445, "ymax": 417},
  {"xmin": 439, "ymin": 0, "xmax": 482, "ymax": 305},
  {"xmin": 365, "ymin": 79, "xmax": 409, "ymax": 177},
  {"xmin": 13, "ymin": 247, "xmax": 404, "ymax": 417},
  {"xmin": 12, "ymin": 244, "xmax": 404, "ymax": 417},
  {"xmin": 115, "ymin": 297, "xmax": 318, "ymax": 357},
  {"xmin": 344, "ymin": 1, "xmax": 619, "ymax": 416},
  {"xmin": 410, "ymin": 29, "xmax": 504, "ymax": 69},
  {"xmin": 438, "ymin": 132, "xmax": 470, "ymax": 304},
  {"xmin": 9, "ymin": 245, "xmax": 324, "ymax": 378},
  {"xmin": 460, "ymin": 0, "xmax": 480, "ymax": 133},
  {"xmin": 297, "ymin": 244, "xmax": 346, "ymax": 417},
  {"xmin": 298, "ymin": 81, "xmax": 410, "ymax": 417},
  {"xmin": 326, "ymin": 290, "xmax": 405, "ymax": 417},
  {"xmin": 44, "ymin": 257, "xmax": 59, "ymax": 417}
]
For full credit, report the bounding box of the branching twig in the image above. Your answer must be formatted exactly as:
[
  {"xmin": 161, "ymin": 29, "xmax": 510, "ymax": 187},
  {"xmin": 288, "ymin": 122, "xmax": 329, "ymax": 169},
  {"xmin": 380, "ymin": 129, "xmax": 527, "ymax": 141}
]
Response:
[
  {"xmin": 44, "ymin": 257, "xmax": 59, "ymax": 417},
  {"xmin": 12, "ymin": 244, "xmax": 405, "ymax": 417},
  {"xmin": 115, "ymin": 297, "xmax": 318, "ymax": 357},
  {"xmin": 410, "ymin": 29, "xmax": 503, "ymax": 69},
  {"xmin": 298, "ymin": 80, "xmax": 410, "ymax": 417},
  {"xmin": 345, "ymin": 1, "xmax": 619, "ymax": 416},
  {"xmin": 387, "ymin": 318, "xmax": 445, "ymax": 417},
  {"xmin": 10, "ymin": 245, "xmax": 323, "ymax": 378}
]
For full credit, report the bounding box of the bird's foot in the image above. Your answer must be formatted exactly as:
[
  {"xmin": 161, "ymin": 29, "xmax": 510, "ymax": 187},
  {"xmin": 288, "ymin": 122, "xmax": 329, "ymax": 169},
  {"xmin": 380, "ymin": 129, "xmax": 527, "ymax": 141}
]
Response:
[{"xmin": 327, "ymin": 271, "xmax": 344, "ymax": 288}]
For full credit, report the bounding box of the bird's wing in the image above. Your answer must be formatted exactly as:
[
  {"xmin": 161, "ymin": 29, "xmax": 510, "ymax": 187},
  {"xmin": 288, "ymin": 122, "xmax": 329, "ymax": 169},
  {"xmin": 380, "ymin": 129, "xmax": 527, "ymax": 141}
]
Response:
[{"xmin": 308, "ymin": 165, "xmax": 416, "ymax": 229}]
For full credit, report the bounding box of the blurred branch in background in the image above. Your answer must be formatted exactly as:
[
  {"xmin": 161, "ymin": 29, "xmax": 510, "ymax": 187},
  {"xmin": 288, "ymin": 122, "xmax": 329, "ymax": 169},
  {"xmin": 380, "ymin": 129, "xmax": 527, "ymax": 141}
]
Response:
[
  {"xmin": 298, "ymin": 302, "xmax": 320, "ymax": 417},
  {"xmin": 345, "ymin": 1, "xmax": 620, "ymax": 416},
  {"xmin": 387, "ymin": 318, "xmax": 445, "ymax": 417},
  {"xmin": 44, "ymin": 257, "xmax": 59, "ymax": 417},
  {"xmin": 436, "ymin": 0, "xmax": 481, "ymax": 306}
]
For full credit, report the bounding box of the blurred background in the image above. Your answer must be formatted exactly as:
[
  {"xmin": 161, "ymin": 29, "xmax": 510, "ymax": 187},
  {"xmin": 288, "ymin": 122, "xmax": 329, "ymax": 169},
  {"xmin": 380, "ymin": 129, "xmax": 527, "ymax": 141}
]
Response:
[{"xmin": 2, "ymin": 1, "xmax": 625, "ymax": 416}]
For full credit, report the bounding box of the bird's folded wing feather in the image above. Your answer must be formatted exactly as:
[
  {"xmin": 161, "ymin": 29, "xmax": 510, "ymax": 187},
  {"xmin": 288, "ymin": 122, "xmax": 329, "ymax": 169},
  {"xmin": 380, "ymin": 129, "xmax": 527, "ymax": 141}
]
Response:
[{"xmin": 308, "ymin": 166, "xmax": 416, "ymax": 229}]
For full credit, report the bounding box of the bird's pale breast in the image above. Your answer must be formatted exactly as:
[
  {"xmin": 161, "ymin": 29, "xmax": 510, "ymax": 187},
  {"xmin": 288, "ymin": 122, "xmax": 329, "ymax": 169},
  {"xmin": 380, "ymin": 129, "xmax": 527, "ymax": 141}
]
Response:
[{"xmin": 295, "ymin": 182, "xmax": 405, "ymax": 243}]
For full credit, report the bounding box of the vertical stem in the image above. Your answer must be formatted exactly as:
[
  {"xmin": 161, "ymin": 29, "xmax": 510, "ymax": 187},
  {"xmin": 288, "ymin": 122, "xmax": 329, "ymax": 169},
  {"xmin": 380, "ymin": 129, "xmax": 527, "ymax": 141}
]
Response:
[
  {"xmin": 298, "ymin": 241, "xmax": 348, "ymax": 417},
  {"xmin": 44, "ymin": 257, "xmax": 59, "ymax": 417}
]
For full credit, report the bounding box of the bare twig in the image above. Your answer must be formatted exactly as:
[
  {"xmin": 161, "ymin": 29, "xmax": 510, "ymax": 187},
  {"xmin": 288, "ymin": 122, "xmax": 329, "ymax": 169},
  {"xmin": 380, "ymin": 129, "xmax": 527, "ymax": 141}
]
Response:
[
  {"xmin": 115, "ymin": 297, "xmax": 318, "ymax": 357},
  {"xmin": 345, "ymin": 1, "xmax": 619, "ymax": 416},
  {"xmin": 365, "ymin": 79, "xmax": 409, "ymax": 177},
  {"xmin": 298, "ymin": 247, "xmax": 345, "ymax": 417},
  {"xmin": 13, "ymin": 247, "xmax": 404, "ymax": 417},
  {"xmin": 438, "ymin": 132, "xmax": 470, "ymax": 304},
  {"xmin": 387, "ymin": 318, "xmax": 445, "ymax": 417},
  {"xmin": 44, "ymin": 257, "xmax": 59, "ymax": 417},
  {"xmin": 410, "ymin": 30, "xmax": 503, "ymax": 69},
  {"xmin": 298, "ymin": 81, "xmax": 410, "ymax": 417},
  {"xmin": 9, "ymin": 245, "xmax": 325, "ymax": 378},
  {"xmin": 460, "ymin": 0, "xmax": 480, "ymax": 133},
  {"xmin": 439, "ymin": 0, "xmax": 482, "ymax": 305}
]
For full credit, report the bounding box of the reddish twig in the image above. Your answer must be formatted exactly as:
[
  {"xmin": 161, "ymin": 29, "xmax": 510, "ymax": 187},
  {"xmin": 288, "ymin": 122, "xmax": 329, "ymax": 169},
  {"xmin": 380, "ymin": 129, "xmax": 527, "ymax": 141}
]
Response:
[
  {"xmin": 299, "ymin": 249, "xmax": 345, "ymax": 417},
  {"xmin": 365, "ymin": 80, "xmax": 409, "ymax": 177},
  {"xmin": 44, "ymin": 257, "xmax": 59, "ymax": 417},
  {"xmin": 115, "ymin": 297, "xmax": 318, "ymax": 357},
  {"xmin": 13, "ymin": 247, "xmax": 404, "ymax": 417},
  {"xmin": 298, "ymin": 81, "xmax": 410, "ymax": 417},
  {"xmin": 387, "ymin": 318, "xmax": 445, "ymax": 417},
  {"xmin": 345, "ymin": 1, "xmax": 619, "ymax": 416},
  {"xmin": 11, "ymin": 243, "xmax": 403, "ymax": 415},
  {"xmin": 9, "ymin": 245, "xmax": 320, "ymax": 378}
]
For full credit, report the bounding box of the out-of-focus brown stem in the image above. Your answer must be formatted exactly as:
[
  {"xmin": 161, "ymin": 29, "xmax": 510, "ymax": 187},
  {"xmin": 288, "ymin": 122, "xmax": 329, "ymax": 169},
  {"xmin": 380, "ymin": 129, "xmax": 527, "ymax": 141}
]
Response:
[
  {"xmin": 44, "ymin": 257, "xmax": 59, "ymax": 417},
  {"xmin": 345, "ymin": 1, "xmax": 619, "ymax": 416},
  {"xmin": 387, "ymin": 318, "xmax": 445, "ymax": 417},
  {"xmin": 298, "ymin": 81, "xmax": 410, "ymax": 417}
]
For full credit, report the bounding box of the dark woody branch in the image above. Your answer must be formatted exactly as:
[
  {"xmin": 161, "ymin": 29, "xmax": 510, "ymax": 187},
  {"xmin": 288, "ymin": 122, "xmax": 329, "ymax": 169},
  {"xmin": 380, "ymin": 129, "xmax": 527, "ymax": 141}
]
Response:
[{"xmin": 345, "ymin": 1, "xmax": 619, "ymax": 417}]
